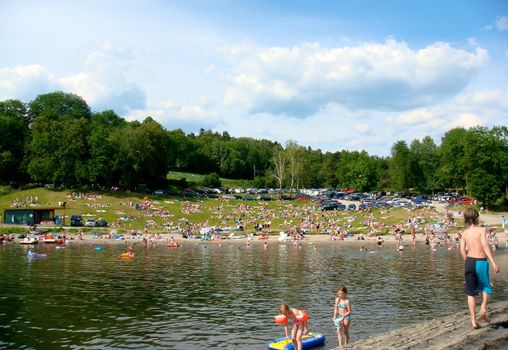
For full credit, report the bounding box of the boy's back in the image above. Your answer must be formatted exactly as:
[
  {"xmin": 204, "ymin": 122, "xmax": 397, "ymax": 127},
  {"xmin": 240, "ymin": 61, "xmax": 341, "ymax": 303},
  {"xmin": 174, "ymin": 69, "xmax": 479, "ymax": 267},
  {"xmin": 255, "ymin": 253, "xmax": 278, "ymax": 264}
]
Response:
[{"xmin": 462, "ymin": 226, "xmax": 487, "ymax": 258}]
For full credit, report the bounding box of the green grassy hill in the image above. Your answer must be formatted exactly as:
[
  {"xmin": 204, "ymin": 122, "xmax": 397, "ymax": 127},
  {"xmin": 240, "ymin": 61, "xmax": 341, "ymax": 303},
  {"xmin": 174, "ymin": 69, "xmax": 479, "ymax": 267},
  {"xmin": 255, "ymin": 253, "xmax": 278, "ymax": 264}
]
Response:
[
  {"xmin": 167, "ymin": 171, "xmax": 254, "ymax": 188},
  {"xmin": 0, "ymin": 187, "xmax": 431, "ymax": 236}
]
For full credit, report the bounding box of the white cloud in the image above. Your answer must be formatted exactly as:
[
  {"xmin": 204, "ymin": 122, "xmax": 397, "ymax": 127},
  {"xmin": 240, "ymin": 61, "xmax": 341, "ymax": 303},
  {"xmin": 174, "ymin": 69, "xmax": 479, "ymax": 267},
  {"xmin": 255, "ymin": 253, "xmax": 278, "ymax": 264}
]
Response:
[
  {"xmin": 496, "ymin": 16, "xmax": 508, "ymax": 31},
  {"xmin": 127, "ymin": 100, "xmax": 221, "ymax": 132},
  {"xmin": 0, "ymin": 42, "xmax": 145, "ymax": 115},
  {"xmin": 0, "ymin": 65, "xmax": 58, "ymax": 101},
  {"xmin": 395, "ymin": 109, "xmax": 435, "ymax": 124},
  {"xmin": 0, "ymin": 38, "xmax": 504, "ymax": 156},
  {"xmin": 59, "ymin": 42, "xmax": 145, "ymax": 115},
  {"xmin": 450, "ymin": 113, "xmax": 483, "ymax": 128},
  {"xmin": 354, "ymin": 123, "xmax": 370, "ymax": 133},
  {"xmin": 214, "ymin": 87, "xmax": 508, "ymax": 155},
  {"xmin": 222, "ymin": 39, "xmax": 488, "ymax": 117}
]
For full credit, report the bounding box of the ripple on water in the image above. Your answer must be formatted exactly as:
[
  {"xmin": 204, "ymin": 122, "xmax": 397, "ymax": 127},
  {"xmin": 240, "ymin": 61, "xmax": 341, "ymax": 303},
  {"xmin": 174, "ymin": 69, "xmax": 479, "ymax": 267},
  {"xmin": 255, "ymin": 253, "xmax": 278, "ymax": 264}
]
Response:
[{"xmin": 0, "ymin": 242, "xmax": 506, "ymax": 349}]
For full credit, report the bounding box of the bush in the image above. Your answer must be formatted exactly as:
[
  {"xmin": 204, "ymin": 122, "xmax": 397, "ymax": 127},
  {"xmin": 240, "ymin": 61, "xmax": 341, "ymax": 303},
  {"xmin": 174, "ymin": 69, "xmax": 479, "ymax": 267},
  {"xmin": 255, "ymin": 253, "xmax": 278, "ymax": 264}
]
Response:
[
  {"xmin": 253, "ymin": 176, "xmax": 267, "ymax": 189},
  {"xmin": 0, "ymin": 185, "xmax": 12, "ymax": 196},
  {"xmin": 253, "ymin": 176, "xmax": 276, "ymax": 189},
  {"xmin": 202, "ymin": 173, "xmax": 221, "ymax": 188},
  {"xmin": 495, "ymin": 196, "xmax": 508, "ymax": 206}
]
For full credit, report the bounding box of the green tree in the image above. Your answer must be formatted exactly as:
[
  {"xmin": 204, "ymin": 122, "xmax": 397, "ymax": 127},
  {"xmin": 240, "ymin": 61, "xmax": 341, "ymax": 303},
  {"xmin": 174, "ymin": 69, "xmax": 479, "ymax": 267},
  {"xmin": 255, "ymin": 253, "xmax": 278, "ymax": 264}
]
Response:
[
  {"xmin": 467, "ymin": 169, "xmax": 499, "ymax": 207},
  {"xmin": 336, "ymin": 151, "xmax": 378, "ymax": 191},
  {"xmin": 28, "ymin": 91, "xmax": 91, "ymax": 121},
  {"xmin": 285, "ymin": 140, "xmax": 305, "ymax": 191},
  {"xmin": 410, "ymin": 136, "xmax": 439, "ymax": 193},
  {"xmin": 109, "ymin": 118, "xmax": 170, "ymax": 188},
  {"xmin": 26, "ymin": 92, "xmax": 93, "ymax": 185},
  {"xmin": 389, "ymin": 140, "xmax": 412, "ymax": 191},
  {"xmin": 438, "ymin": 128, "xmax": 468, "ymax": 191},
  {"xmin": 86, "ymin": 110, "xmax": 126, "ymax": 186},
  {"xmin": 0, "ymin": 99, "xmax": 29, "ymax": 183},
  {"xmin": 463, "ymin": 127, "xmax": 508, "ymax": 206},
  {"xmin": 272, "ymin": 147, "xmax": 287, "ymax": 194},
  {"xmin": 321, "ymin": 152, "xmax": 338, "ymax": 188}
]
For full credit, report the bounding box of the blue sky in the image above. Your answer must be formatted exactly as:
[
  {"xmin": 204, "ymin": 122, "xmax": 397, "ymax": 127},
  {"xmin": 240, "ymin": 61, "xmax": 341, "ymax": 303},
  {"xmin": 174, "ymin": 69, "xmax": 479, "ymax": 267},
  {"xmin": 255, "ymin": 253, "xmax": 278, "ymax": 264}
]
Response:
[{"xmin": 1, "ymin": 0, "xmax": 507, "ymax": 155}]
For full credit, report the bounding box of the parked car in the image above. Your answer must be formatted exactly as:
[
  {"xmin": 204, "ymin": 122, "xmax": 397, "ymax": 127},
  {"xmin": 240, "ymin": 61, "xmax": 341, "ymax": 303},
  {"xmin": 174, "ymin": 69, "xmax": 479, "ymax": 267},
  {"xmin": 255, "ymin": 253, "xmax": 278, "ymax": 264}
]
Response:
[
  {"xmin": 96, "ymin": 220, "xmax": 108, "ymax": 227},
  {"xmin": 84, "ymin": 219, "xmax": 96, "ymax": 227},
  {"xmin": 70, "ymin": 215, "xmax": 83, "ymax": 227},
  {"xmin": 347, "ymin": 203, "xmax": 357, "ymax": 211},
  {"xmin": 358, "ymin": 203, "xmax": 369, "ymax": 211},
  {"xmin": 321, "ymin": 201, "xmax": 346, "ymax": 211},
  {"xmin": 243, "ymin": 195, "xmax": 256, "ymax": 201},
  {"xmin": 181, "ymin": 191, "xmax": 198, "ymax": 198},
  {"xmin": 258, "ymin": 195, "xmax": 274, "ymax": 201},
  {"xmin": 459, "ymin": 197, "xmax": 476, "ymax": 205}
]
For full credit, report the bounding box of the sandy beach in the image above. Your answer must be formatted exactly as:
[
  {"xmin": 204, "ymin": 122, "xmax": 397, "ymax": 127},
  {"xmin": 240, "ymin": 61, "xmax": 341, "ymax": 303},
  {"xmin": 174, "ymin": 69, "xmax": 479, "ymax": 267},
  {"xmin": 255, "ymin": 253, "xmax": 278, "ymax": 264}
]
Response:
[{"xmin": 53, "ymin": 231, "xmax": 485, "ymax": 244}]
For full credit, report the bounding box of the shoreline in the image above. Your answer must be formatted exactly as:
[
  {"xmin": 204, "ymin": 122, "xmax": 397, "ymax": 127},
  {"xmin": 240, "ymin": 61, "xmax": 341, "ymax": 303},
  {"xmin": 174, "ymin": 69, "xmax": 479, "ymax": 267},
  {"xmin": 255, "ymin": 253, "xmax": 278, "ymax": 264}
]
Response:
[
  {"xmin": 17, "ymin": 232, "xmax": 459, "ymax": 244},
  {"xmin": 339, "ymin": 300, "xmax": 508, "ymax": 350}
]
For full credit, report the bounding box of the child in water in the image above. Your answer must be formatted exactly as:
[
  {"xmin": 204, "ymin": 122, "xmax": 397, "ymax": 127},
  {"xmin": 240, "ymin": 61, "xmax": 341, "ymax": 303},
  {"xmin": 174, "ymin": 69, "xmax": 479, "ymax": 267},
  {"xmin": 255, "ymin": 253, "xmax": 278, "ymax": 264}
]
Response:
[
  {"xmin": 333, "ymin": 286, "xmax": 352, "ymax": 348},
  {"xmin": 279, "ymin": 304, "xmax": 309, "ymax": 350}
]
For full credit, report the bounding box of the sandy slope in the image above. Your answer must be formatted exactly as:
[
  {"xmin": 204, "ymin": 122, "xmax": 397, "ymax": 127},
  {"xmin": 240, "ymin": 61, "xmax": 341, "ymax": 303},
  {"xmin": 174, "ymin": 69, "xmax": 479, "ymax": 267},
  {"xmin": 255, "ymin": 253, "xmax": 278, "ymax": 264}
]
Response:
[{"xmin": 333, "ymin": 301, "xmax": 507, "ymax": 350}]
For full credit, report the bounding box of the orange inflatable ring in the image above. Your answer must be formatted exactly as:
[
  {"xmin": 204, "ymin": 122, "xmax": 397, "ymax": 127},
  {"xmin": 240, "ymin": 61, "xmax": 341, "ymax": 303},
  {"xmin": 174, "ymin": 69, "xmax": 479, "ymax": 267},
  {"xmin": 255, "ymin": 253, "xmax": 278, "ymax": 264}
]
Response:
[
  {"xmin": 295, "ymin": 310, "xmax": 309, "ymax": 322},
  {"xmin": 274, "ymin": 314, "xmax": 288, "ymax": 325}
]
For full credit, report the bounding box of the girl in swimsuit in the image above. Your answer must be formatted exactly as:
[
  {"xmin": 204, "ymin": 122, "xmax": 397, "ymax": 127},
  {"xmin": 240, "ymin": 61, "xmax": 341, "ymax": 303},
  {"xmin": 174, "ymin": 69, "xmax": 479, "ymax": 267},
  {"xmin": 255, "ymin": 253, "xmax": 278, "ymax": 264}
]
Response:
[
  {"xmin": 333, "ymin": 286, "xmax": 352, "ymax": 348},
  {"xmin": 279, "ymin": 304, "xmax": 308, "ymax": 350}
]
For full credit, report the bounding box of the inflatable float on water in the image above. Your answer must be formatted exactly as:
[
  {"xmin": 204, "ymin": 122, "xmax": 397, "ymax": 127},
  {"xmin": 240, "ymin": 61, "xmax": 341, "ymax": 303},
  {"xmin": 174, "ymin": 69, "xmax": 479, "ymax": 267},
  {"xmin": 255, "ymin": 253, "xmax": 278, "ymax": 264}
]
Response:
[
  {"xmin": 266, "ymin": 332, "xmax": 325, "ymax": 350},
  {"xmin": 27, "ymin": 250, "xmax": 47, "ymax": 259}
]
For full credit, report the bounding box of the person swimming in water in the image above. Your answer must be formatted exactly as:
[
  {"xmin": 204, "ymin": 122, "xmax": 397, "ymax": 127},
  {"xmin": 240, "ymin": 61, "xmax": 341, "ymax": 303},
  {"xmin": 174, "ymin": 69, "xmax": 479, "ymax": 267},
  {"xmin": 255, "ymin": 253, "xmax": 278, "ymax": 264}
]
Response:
[
  {"xmin": 333, "ymin": 286, "xmax": 352, "ymax": 348},
  {"xmin": 460, "ymin": 208, "xmax": 500, "ymax": 329},
  {"xmin": 124, "ymin": 246, "xmax": 135, "ymax": 258}
]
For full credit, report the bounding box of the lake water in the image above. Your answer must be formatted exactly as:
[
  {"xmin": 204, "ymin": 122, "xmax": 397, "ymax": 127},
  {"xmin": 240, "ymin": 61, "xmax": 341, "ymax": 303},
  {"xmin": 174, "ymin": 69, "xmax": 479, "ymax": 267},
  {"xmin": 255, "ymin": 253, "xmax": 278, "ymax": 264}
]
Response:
[{"xmin": 1, "ymin": 241, "xmax": 506, "ymax": 349}]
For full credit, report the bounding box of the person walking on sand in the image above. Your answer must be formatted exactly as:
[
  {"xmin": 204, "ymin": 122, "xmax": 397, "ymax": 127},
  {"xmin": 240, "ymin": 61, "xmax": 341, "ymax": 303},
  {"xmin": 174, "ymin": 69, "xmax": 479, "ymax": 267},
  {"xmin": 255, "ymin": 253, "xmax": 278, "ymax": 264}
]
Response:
[{"xmin": 459, "ymin": 208, "xmax": 500, "ymax": 329}]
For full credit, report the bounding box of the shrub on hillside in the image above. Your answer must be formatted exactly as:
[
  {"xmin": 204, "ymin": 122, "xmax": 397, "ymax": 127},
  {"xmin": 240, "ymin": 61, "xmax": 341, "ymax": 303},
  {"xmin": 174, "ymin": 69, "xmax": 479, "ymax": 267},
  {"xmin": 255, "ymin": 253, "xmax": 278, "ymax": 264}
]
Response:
[
  {"xmin": 0, "ymin": 185, "xmax": 11, "ymax": 196},
  {"xmin": 202, "ymin": 173, "xmax": 221, "ymax": 188}
]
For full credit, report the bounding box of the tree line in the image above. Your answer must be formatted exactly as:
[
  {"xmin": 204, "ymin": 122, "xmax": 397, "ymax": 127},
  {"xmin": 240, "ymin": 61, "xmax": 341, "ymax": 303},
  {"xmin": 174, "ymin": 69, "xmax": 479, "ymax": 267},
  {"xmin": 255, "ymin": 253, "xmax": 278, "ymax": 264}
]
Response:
[{"xmin": 0, "ymin": 91, "xmax": 507, "ymax": 205}]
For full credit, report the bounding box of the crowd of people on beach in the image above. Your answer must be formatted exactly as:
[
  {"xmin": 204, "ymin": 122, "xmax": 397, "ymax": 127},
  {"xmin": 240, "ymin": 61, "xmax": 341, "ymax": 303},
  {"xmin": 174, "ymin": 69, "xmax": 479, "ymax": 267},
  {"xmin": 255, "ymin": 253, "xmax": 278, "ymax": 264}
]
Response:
[{"xmin": 10, "ymin": 196, "xmax": 42, "ymax": 208}]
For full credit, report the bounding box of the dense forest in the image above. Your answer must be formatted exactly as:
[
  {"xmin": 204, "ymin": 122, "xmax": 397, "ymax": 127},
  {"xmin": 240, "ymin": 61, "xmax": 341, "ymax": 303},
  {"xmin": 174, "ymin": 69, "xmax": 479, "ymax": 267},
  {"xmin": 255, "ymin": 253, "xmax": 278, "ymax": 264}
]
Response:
[{"xmin": 1, "ymin": 91, "xmax": 507, "ymax": 205}]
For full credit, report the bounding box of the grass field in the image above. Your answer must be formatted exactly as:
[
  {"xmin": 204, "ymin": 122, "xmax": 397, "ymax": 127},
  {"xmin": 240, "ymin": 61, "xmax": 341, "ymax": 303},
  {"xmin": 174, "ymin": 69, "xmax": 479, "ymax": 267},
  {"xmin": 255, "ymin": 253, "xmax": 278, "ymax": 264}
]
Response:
[
  {"xmin": 167, "ymin": 171, "xmax": 254, "ymax": 188},
  {"xmin": 0, "ymin": 187, "xmax": 427, "ymax": 235}
]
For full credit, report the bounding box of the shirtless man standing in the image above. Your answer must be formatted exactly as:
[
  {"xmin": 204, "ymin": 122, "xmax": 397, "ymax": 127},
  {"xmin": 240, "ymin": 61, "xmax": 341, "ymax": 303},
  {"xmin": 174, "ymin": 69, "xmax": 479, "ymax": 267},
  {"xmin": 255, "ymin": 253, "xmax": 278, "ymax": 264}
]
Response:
[{"xmin": 459, "ymin": 208, "xmax": 500, "ymax": 329}]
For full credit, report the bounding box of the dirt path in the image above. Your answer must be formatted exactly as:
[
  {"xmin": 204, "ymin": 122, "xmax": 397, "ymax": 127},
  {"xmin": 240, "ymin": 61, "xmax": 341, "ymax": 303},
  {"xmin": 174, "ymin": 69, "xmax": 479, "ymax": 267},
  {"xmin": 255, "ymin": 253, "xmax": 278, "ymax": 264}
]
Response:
[{"xmin": 433, "ymin": 202, "xmax": 506, "ymax": 227}]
